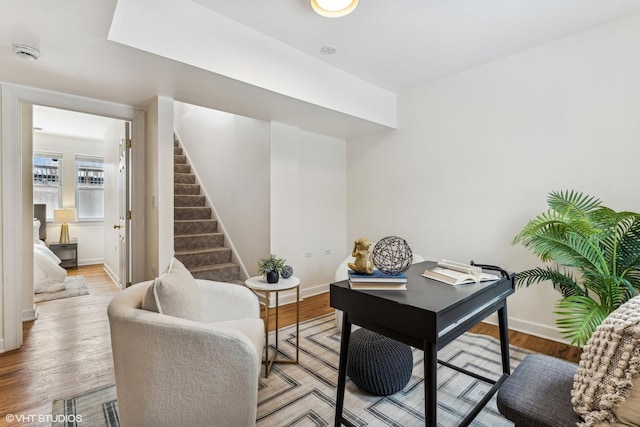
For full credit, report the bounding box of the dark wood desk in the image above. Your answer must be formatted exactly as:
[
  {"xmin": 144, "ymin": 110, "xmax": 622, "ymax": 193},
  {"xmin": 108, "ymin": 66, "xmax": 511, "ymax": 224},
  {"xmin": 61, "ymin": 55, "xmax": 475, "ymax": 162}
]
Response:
[{"xmin": 330, "ymin": 261, "xmax": 515, "ymax": 427}]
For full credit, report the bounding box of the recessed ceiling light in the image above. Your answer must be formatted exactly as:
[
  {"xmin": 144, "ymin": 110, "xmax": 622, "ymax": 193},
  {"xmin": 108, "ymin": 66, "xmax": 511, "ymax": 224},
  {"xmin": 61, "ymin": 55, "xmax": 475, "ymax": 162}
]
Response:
[
  {"xmin": 320, "ymin": 46, "xmax": 337, "ymax": 55},
  {"xmin": 12, "ymin": 44, "xmax": 40, "ymax": 61},
  {"xmin": 311, "ymin": 0, "xmax": 358, "ymax": 18}
]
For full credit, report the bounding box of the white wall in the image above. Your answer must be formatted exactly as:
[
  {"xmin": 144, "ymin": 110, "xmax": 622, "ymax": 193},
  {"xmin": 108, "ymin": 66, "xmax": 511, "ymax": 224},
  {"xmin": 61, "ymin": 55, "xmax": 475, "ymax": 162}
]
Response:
[
  {"xmin": 145, "ymin": 96, "xmax": 174, "ymax": 278},
  {"xmin": 0, "ymin": 88, "xmax": 3, "ymax": 350},
  {"xmin": 33, "ymin": 133, "xmax": 106, "ymax": 264},
  {"xmin": 174, "ymin": 105, "xmax": 347, "ymax": 296},
  {"xmin": 174, "ymin": 102, "xmax": 270, "ymax": 278},
  {"xmin": 346, "ymin": 14, "xmax": 640, "ymax": 342},
  {"xmin": 271, "ymin": 122, "xmax": 347, "ymax": 297}
]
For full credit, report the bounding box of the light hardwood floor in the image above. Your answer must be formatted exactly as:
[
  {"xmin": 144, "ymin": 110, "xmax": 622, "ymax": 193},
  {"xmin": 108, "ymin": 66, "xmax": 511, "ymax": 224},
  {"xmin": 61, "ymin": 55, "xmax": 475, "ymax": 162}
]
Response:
[{"xmin": 0, "ymin": 265, "xmax": 580, "ymax": 426}]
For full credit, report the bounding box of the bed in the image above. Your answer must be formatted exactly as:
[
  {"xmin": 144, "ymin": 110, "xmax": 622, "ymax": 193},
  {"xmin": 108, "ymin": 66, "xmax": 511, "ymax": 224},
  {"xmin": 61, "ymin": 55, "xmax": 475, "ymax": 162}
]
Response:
[{"xmin": 33, "ymin": 204, "xmax": 67, "ymax": 293}]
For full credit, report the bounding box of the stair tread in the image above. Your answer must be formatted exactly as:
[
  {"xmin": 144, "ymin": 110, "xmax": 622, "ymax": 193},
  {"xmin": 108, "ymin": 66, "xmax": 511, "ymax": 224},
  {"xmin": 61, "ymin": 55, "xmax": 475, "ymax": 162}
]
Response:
[
  {"xmin": 176, "ymin": 247, "xmax": 230, "ymax": 255},
  {"xmin": 175, "ymin": 232, "xmax": 222, "ymax": 238},
  {"xmin": 188, "ymin": 263, "xmax": 238, "ymax": 272}
]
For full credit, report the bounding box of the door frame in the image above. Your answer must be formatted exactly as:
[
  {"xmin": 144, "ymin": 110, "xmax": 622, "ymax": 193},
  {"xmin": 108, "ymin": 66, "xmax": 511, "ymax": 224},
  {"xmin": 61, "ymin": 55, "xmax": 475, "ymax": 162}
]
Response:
[{"xmin": 1, "ymin": 83, "xmax": 145, "ymax": 352}]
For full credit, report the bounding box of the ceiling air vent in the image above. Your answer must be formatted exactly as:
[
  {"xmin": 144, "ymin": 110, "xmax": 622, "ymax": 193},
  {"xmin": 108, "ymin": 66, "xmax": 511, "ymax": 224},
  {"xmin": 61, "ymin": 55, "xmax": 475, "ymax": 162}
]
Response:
[{"xmin": 13, "ymin": 44, "xmax": 40, "ymax": 61}]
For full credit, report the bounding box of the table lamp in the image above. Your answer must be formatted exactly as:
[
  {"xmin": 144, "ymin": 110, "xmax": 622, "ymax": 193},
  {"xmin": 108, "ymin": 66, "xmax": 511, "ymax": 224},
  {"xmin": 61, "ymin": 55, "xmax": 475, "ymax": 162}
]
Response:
[{"xmin": 54, "ymin": 208, "xmax": 77, "ymax": 243}]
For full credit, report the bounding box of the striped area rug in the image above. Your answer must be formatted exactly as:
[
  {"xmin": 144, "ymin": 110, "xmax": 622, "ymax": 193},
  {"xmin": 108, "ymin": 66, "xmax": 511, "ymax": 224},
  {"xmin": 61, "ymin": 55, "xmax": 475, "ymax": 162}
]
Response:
[{"xmin": 52, "ymin": 313, "xmax": 529, "ymax": 426}]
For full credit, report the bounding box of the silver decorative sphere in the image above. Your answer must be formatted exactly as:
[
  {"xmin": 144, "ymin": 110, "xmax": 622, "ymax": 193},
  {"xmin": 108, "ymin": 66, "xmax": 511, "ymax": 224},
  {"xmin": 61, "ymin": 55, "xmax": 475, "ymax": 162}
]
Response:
[
  {"xmin": 372, "ymin": 236, "xmax": 412, "ymax": 275},
  {"xmin": 281, "ymin": 265, "xmax": 293, "ymax": 279}
]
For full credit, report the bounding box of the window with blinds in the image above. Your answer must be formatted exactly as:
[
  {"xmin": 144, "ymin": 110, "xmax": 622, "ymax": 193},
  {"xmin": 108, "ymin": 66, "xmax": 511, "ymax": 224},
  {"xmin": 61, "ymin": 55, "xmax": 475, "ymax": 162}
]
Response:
[
  {"xmin": 76, "ymin": 156, "xmax": 104, "ymax": 220},
  {"xmin": 33, "ymin": 153, "xmax": 62, "ymax": 221}
]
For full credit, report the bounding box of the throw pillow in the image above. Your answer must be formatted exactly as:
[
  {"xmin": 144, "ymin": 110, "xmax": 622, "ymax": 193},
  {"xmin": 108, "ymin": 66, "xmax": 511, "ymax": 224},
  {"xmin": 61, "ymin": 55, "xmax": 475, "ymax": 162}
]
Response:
[
  {"xmin": 141, "ymin": 257, "xmax": 203, "ymax": 321},
  {"xmin": 571, "ymin": 295, "xmax": 640, "ymax": 427}
]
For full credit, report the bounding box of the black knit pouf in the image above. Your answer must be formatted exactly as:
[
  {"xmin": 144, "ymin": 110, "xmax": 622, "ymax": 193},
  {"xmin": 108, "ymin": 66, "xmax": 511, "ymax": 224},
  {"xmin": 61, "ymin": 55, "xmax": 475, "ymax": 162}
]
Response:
[{"xmin": 347, "ymin": 328, "xmax": 413, "ymax": 396}]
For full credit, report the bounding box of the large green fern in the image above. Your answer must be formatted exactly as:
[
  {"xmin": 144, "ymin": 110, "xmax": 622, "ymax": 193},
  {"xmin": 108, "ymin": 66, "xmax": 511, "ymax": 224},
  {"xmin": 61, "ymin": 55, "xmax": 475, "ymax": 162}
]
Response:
[{"xmin": 512, "ymin": 190, "xmax": 640, "ymax": 346}]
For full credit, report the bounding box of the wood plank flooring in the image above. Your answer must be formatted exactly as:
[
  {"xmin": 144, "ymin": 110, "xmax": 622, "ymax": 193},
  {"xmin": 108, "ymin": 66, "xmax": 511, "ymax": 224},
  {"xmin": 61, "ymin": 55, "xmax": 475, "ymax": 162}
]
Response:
[{"xmin": 0, "ymin": 265, "xmax": 579, "ymax": 426}]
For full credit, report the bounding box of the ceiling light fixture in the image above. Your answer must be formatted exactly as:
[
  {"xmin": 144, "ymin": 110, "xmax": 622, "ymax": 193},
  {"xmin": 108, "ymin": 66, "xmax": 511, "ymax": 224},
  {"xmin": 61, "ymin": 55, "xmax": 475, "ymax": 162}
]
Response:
[
  {"xmin": 12, "ymin": 44, "xmax": 40, "ymax": 61},
  {"xmin": 311, "ymin": 0, "xmax": 358, "ymax": 18}
]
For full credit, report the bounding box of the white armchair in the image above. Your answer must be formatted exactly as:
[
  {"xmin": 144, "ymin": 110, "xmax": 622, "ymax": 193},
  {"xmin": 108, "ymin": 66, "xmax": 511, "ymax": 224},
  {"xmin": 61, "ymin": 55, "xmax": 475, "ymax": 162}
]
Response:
[{"xmin": 108, "ymin": 279, "xmax": 264, "ymax": 427}]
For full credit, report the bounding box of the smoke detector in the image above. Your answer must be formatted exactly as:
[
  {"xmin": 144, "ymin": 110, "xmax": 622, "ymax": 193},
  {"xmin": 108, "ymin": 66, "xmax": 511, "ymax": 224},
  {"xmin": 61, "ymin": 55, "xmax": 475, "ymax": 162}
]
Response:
[{"xmin": 12, "ymin": 44, "xmax": 40, "ymax": 61}]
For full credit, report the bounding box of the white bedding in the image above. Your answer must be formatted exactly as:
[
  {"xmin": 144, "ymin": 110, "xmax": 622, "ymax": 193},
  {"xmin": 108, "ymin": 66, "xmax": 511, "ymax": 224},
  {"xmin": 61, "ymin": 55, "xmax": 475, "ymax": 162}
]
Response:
[{"xmin": 33, "ymin": 219, "xmax": 67, "ymax": 293}]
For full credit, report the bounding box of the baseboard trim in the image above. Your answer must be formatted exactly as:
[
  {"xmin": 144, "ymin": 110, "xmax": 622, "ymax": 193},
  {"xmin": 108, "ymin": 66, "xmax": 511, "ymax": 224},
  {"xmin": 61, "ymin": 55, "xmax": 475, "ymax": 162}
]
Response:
[
  {"xmin": 259, "ymin": 282, "xmax": 330, "ymax": 308},
  {"xmin": 79, "ymin": 258, "xmax": 104, "ymax": 266},
  {"xmin": 103, "ymin": 263, "xmax": 120, "ymax": 288},
  {"xmin": 483, "ymin": 313, "xmax": 570, "ymax": 345},
  {"xmin": 0, "ymin": 338, "xmax": 4, "ymax": 353},
  {"xmin": 22, "ymin": 305, "xmax": 38, "ymax": 322}
]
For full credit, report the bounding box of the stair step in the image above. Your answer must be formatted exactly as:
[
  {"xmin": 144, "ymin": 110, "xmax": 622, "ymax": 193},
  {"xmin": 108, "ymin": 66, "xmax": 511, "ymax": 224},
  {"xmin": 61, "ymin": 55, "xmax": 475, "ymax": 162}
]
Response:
[
  {"xmin": 175, "ymin": 195, "xmax": 206, "ymax": 207},
  {"xmin": 174, "ymin": 163, "xmax": 191, "ymax": 174},
  {"xmin": 174, "ymin": 183, "xmax": 200, "ymax": 195},
  {"xmin": 172, "ymin": 141, "xmax": 239, "ymax": 283},
  {"xmin": 175, "ymin": 206, "xmax": 211, "ymax": 220},
  {"xmin": 174, "ymin": 173, "xmax": 195, "ymax": 184},
  {"xmin": 175, "ymin": 248, "xmax": 232, "ymax": 269},
  {"xmin": 174, "ymin": 219, "xmax": 218, "ymax": 235},
  {"xmin": 175, "ymin": 233, "xmax": 224, "ymax": 251},
  {"xmin": 189, "ymin": 263, "xmax": 241, "ymax": 282}
]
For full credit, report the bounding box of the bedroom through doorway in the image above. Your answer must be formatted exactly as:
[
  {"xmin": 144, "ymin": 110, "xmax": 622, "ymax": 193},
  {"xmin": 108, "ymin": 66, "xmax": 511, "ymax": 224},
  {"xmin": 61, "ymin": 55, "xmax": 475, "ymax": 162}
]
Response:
[{"xmin": 31, "ymin": 105, "xmax": 130, "ymax": 305}]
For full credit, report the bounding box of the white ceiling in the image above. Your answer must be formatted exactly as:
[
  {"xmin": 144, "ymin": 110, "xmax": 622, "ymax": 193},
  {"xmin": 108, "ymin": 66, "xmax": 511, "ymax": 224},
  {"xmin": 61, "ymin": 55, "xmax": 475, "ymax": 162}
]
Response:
[
  {"xmin": 192, "ymin": 0, "xmax": 640, "ymax": 92},
  {"xmin": 2, "ymin": 0, "xmax": 640, "ymax": 139},
  {"xmin": 33, "ymin": 106, "xmax": 117, "ymax": 140}
]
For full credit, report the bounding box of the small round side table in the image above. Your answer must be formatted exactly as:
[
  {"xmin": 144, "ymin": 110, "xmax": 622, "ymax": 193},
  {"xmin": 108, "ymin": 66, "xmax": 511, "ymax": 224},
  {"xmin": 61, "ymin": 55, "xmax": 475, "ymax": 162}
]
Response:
[{"xmin": 245, "ymin": 275, "xmax": 300, "ymax": 377}]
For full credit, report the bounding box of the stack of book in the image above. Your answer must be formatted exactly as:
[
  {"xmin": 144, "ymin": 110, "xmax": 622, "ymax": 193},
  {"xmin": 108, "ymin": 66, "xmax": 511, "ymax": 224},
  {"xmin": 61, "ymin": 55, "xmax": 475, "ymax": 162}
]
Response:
[{"xmin": 348, "ymin": 270, "xmax": 408, "ymax": 290}]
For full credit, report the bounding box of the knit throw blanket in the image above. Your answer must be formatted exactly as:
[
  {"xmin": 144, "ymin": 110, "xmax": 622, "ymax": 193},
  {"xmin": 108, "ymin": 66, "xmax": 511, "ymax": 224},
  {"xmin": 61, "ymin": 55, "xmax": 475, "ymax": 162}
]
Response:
[{"xmin": 571, "ymin": 295, "xmax": 640, "ymax": 427}]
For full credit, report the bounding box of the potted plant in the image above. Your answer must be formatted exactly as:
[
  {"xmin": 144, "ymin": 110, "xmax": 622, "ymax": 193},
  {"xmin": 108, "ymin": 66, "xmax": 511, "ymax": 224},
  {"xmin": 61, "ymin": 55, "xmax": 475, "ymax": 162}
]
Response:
[
  {"xmin": 512, "ymin": 190, "xmax": 640, "ymax": 346},
  {"xmin": 257, "ymin": 254, "xmax": 286, "ymax": 283}
]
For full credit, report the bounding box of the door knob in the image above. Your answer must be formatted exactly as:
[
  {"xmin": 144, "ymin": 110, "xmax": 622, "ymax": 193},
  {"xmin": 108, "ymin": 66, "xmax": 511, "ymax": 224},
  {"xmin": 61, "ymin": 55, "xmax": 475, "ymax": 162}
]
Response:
[{"xmin": 113, "ymin": 224, "xmax": 122, "ymax": 229}]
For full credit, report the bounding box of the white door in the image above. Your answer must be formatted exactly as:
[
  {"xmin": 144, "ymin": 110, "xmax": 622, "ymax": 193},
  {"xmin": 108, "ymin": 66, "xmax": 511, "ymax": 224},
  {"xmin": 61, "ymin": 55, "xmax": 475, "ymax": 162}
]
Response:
[{"xmin": 117, "ymin": 122, "xmax": 131, "ymax": 288}]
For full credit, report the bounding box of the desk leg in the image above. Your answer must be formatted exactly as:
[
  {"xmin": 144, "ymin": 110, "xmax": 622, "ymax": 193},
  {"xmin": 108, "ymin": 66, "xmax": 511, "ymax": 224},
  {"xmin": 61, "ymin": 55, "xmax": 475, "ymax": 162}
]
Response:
[
  {"xmin": 334, "ymin": 312, "xmax": 352, "ymax": 427},
  {"xmin": 424, "ymin": 341, "xmax": 437, "ymax": 427},
  {"xmin": 497, "ymin": 304, "xmax": 511, "ymax": 375}
]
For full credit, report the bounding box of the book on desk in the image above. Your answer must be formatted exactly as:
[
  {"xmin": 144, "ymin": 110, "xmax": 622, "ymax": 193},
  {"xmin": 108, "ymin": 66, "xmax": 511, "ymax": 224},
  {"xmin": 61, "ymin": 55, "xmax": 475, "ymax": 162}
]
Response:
[
  {"xmin": 348, "ymin": 270, "xmax": 408, "ymax": 290},
  {"xmin": 422, "ymin": 259, "xmax": 500, "ymax": 285}
]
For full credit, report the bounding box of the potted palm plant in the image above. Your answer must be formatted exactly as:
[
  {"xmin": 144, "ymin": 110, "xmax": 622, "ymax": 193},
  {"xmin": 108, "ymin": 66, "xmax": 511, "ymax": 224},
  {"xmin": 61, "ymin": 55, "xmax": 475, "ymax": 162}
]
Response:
[
  {"xmin": 513, "ymin": 190, "xmax": 640, "ymax": 346},
  {"xmin": 257, "ymin": 254, "xmax": 286, "ymax": 283}
]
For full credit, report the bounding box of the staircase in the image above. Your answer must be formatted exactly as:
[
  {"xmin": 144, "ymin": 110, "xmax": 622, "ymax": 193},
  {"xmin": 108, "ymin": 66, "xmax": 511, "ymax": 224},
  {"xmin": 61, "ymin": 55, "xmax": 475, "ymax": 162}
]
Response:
[{"xmin": 173, "ymin": 139, "xmax": 241, "ymax": 283}]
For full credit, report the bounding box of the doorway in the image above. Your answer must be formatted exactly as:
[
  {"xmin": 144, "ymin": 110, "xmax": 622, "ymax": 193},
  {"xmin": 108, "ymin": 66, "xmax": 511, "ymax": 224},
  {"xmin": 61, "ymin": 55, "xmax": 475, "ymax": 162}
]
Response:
[
  {"xmin": 32, "ymin": 105, "xmax": 129, "ymax": 289},
  {"xmin": 1, "ymin": 83, "xmax": 145, "ymax": 352}
]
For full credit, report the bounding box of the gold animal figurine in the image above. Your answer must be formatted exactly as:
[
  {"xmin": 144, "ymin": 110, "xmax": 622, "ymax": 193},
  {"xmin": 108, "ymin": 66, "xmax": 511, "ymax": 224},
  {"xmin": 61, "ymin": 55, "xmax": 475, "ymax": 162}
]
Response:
[{"xmin": 348, "ymin": 238, "xmax": 374, "ymax": 274}]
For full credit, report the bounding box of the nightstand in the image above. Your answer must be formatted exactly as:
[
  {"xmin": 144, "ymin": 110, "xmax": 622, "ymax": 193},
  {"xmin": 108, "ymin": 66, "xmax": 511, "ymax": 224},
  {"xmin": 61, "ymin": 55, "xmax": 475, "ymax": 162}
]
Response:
[{"xmin": 49, "ymin": 242, "xmax": 78, "ymax": 269}]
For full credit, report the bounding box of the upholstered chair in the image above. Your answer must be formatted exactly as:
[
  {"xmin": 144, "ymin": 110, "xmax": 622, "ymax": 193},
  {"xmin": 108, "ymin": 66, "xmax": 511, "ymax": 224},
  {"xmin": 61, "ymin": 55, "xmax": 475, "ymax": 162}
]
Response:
[
  {"xmin": 108, "ymin": 271, "xmax": 264, "ymax": 427},
  {"xmin": 497, "ymin": 295, "xmax": 640, "ymax": 427}
]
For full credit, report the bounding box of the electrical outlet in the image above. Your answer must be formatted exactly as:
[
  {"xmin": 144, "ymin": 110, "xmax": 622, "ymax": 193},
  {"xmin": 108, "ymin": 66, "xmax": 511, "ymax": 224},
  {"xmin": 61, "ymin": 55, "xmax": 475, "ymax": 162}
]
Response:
[{"xmin": 304, "ymin": 251, "xmax": 312, "ymax": 258}]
